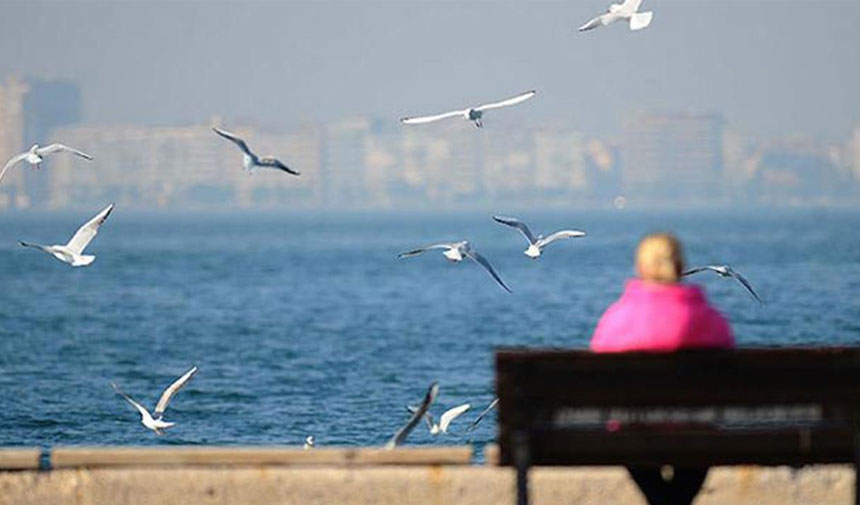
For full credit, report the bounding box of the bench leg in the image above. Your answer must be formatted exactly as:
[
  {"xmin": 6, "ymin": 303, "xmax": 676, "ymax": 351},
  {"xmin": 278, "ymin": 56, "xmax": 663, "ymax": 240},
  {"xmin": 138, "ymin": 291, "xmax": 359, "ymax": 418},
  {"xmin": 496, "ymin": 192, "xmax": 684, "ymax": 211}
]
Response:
[
  {"xmin": 854, "ymin": 427, "xmax": 860, "ymax": 505},
  {"xmin": 514, "ymin": 433, "xmax": 530, "ymax": 505},
  {"xmin": 627, "ymin": 466, "xmax": 709, "ymax": 505}
]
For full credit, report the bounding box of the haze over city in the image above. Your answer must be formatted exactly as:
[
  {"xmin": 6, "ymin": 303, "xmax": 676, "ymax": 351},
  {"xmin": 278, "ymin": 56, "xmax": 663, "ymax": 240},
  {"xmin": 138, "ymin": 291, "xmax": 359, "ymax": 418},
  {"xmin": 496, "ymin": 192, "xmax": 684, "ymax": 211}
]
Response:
[{"xmin": 1, "ymin": 0, "xmax": 859, "ymax": 210}]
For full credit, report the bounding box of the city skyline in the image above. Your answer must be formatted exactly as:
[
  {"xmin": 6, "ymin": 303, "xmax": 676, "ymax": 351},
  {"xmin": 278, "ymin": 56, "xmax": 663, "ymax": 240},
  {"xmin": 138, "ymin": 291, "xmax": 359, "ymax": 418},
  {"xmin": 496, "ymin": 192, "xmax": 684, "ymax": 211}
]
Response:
[{"xmin": 1, "ymin": 75, "xmax": 858, "ymax": 211}]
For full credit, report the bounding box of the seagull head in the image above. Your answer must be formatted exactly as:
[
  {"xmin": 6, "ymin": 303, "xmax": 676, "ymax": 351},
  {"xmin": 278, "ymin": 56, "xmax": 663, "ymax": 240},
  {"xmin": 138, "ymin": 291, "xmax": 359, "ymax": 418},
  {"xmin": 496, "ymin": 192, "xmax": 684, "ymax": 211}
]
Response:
[{"xmin": 28, "ymin": 144, "xmax": 39, "ymax": 153}]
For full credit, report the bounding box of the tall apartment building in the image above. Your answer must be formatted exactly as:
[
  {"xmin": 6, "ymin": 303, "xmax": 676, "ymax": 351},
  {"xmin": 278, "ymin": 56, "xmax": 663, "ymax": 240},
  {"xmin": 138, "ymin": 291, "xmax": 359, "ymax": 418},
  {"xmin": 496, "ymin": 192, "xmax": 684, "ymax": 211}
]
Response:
[
  {"xmin": 321, "ymin": 117, "xmax": 371, "ymax": 207},
  {"xmin": 621, "ymin": 113, "xmax": 725, "ymax": 205},
  {"xmin": 0, "ymin": 78, "xmax": 29, "ymax": 208}
]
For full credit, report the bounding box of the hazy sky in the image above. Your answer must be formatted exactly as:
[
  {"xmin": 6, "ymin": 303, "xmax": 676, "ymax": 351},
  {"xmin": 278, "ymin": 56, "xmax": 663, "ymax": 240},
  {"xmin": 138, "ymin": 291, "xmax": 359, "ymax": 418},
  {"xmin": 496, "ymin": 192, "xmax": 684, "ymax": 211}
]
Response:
[{"xmin": 1, "ymin": 0, "xmax": 858, "ymax": 141}]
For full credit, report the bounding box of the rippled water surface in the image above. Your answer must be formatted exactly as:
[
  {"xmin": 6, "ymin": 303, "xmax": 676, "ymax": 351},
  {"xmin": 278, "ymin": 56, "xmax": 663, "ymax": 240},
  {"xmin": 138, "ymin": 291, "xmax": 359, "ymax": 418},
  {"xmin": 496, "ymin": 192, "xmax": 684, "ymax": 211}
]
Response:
[{"xmin": 1, "ymin": 209, "xmax": 858, "ymax": 450}]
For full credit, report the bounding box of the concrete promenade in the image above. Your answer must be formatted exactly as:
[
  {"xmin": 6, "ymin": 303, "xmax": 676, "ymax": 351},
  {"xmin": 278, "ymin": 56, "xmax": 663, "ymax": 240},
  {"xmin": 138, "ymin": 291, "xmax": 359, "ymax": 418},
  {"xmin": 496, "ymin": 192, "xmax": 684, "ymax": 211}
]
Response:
[{"xmin": 0, "ymin": 446, "xmax": 852, "ymax": 505}]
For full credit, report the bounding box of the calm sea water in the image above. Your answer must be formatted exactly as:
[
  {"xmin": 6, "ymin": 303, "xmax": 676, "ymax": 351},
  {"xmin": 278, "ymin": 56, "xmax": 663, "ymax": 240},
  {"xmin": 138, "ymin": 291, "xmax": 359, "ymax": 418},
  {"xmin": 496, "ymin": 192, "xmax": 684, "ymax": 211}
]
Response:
[{"xmin": 1, "ymin": 209, "xmax": 859, "ymax": 451}]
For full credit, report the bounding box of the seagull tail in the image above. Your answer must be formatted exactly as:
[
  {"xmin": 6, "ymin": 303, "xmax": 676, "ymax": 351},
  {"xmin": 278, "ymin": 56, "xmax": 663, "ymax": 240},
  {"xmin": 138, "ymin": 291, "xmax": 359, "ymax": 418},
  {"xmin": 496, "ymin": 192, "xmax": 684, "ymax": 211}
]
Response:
[
  {"xmin": 629, "ymin": 11, "xmax": 653, "ymax": 30},
  {"xmin": 72, "ymin": 255, "xmax": 96, "ymax": 267}
]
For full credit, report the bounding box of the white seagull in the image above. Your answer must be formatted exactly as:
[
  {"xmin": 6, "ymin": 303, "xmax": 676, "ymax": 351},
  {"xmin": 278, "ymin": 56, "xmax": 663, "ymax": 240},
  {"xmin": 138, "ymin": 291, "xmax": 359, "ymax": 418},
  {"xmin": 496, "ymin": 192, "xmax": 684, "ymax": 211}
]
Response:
[
  {"xmin": 0, "ymin": 143, "xmax": 93, "ymax": 185},
  {"xmin": 304, "ymin": 436, "xmax": 315, "ymax": 450},
  {"xmin": 398, "ymin": 241, "xmax": 512, "ymax": 292},
  {"xmin": 578, "ymin": 0, "xmax": 653, "ymax": 32},
  {"xmin": 493, "ymin": 215, "xmax": 586, "ymax": 259},
  {"xmin": 467, "ymin": 398, "xmax": 499, "ymax": 432},
  {"xmin": 400, "ymin": 90, "xmax": 536, "ymax": 129},
  {"xmin": 682, "ymin": 265, "xmax": 763, "ymax": 304},
  {"xmin": 212, "ymin": 127, "xmax": 300, "ymax": 176},
  {"xmin": 111, "ymin": 366, "xmax": 198, "ymax": 435},
  {"xmin": 19, "ymin": 203, "xmax": 114, "ymax": 267},
  {"xmin": 407, "ymin": 403, "xmax": 471, "ymax": 435},
  {"xmin": 385, "ymin": 382, "xmax": 439, "ymax": 449}
]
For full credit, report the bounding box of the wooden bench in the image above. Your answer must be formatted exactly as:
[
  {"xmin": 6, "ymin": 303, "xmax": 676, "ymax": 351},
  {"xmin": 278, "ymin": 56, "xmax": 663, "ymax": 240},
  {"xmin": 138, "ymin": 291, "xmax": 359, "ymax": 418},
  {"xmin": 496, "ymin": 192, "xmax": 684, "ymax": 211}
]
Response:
[{"xmin": 496, "ymin": 348, "xmax": 860, "ymax": 505}]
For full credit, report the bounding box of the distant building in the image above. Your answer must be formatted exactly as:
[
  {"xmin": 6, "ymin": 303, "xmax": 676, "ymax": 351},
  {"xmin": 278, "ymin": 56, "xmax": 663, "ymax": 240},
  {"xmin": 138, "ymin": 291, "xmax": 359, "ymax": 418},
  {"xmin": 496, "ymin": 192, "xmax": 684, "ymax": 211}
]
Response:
[
  {"xmin": 322, "ymin": 117, "xmax": 371, "ymax": 207},
  {"xmin": 622, "ymin": 113, "xmax": 726, "ymax": 206},
  {"xmin": 533, "ymin": 128, "xmax": 587, "ymax": 205},
  {"xmin": 851, "ymin": 128, "xmax": 860, "ymax": 183},
  {"xmin": 748, "ymin": 139, "xmax": 856, "ymax": 206},
  {"xmin": 0, "ymin": 77, "xmax": 30, "ymax": 208},
  {"xmin": 47, "ymin": 120, "xmax": 320, "ymax": 209}
]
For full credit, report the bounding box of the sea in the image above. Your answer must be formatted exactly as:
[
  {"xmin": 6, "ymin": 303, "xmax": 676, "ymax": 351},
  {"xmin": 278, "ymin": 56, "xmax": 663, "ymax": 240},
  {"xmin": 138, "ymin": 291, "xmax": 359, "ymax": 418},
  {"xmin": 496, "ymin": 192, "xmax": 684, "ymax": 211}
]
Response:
[{"xmin": 1, "ymin": 208, "xmax": 859, "ymax": 453}]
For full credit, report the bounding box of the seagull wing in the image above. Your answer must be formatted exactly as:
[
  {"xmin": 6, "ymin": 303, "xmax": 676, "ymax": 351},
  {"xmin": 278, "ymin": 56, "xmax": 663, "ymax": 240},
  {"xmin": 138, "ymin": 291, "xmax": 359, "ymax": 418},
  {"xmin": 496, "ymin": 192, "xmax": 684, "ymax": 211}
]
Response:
[
  {"xmin": 257, "ymin": 157, "xmax": 300, "ymax": 176},
  {"xmin": 438, "ymin": 403, "xmax": 471, "ymax": 433},
  {"xmin": 464, "ymin": 250, "xmax": 512, "ymax": 293},
  {"xmin": 467, "ymin": 398, "xmax": 499, "ymax": 431},
  {"xmin": 386, "ymin": 382, "xmax": 439, "ymax": 449},
  {"xmin": 578, "ymin": 14, "xmax": 607, "ymax": 31},
  {"xmin": 492, "ymin": 216, "xmax": 536, "ymax": 244},
  {"xmin": 154, "ymin": 366, "xmax": 198, "ymax": 416},
  {"xmin": 397, "ymin": 244, "xmax": 453, "ymax": 259},
  {"xmin": 681, "ymin": 266, "xmax": 714, "ymax": 277},
  {"xmin": 536, "ymin": 230, "xmax": 586, "ymax": 248},
  {"xmin": 620, "ymin": 0, "xmax": 643, "ymax": 13},
  {"xmin": 475, "ymin": 90, "xmax": 536, "ymax": 112},
  {"xmin": 65, "ymin": 203, "xmax": 114, "ymax": 255},
  {"xmin": 0, "ymin": 153, "xmax": 28, "ymax": 184},
  {"xmin": 730, "ymin": 271, "xmax": 763, "ymax": 304},
  {"xmin": 400, "ymin": 110, "xmax": 465, "ymax": 125},
  {"xmin": 111, "ymin": 383, "xmax": 152, "ymax": 421},
  {"xmin": 405, "ymin": 406, "xmax": 435, "ymax": 430},
  {"xmin": 212, "ymin": 127, "xmax": 254, "ymax": 156},
  {"xmin": 36, "ymin": 143, "xmax": 93, "ymax": 160}
]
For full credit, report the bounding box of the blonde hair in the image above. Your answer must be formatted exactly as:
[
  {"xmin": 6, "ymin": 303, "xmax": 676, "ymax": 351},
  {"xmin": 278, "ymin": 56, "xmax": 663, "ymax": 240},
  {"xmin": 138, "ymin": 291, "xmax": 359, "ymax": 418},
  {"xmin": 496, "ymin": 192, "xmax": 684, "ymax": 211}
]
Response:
[{"xmin": 635, "ymin": 233, "xmax": 684, "ymax": 283}]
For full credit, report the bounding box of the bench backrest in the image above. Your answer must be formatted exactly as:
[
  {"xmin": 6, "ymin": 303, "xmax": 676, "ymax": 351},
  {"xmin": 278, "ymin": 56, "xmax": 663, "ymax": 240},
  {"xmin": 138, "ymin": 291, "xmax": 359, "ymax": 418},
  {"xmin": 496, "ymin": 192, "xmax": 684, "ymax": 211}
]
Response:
[{"xmin": 496, "ymin": 348, "xmax": 860, "ymax": 467}]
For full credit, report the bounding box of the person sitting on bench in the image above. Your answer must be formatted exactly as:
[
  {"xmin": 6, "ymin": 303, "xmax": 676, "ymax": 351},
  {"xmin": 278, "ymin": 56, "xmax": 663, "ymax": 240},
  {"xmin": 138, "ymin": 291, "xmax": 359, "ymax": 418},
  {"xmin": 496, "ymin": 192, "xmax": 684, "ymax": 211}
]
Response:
[
  {"xmin": 589, "ymin": 232, "xmax": 734, "ymax": 504},
  {"xmin": 590, "ymin": 232, "xmax": 734, "ymax": 353}
]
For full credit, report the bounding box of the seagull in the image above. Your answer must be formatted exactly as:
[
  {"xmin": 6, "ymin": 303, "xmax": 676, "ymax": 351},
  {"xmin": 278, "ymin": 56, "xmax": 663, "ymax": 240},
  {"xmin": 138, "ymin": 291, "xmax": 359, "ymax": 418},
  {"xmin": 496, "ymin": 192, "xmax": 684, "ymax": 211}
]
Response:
[
  {"xmin": 0, "ymin": 143, "xmax": 93, "ymax": 185},
  {"xmin": 400, "ymin": 90, "xmax": 536, "ymax": 129},
  {"xmin": 19, "ymin": 203, "xmax": 114, "ymax": 267},
  {"xmin": 682, "ymin": 265, "xmax": 763, "ymax": 304},
  {"xmin": 111, "ymin": 366, "xmax": 198, "ymax": 435},
  {"xmin": 385, "ymin": 382, "xmax": 439, "ymax": 449},
  {"xmin": 212, "ymin": 127, "xmax": 300, "ymax": 176},
  {"xmin": 406, "ymin": 403, "xmax": 471, "ymax": 435},
  {"xmin": 304, "ymin": 436, "xmax": 315, "ymax": 450},
  {"xmin": 493, "ymin": 215, "xmax": 586, "ymax": 259},
  {"xmin": 398, "ymin": 241, "xmax": 512, "ymax": 292},
  {"xmin": 578, "ymin": 0, "xmax": 653, "ymax": 32},
  {"xmin": 467, "ymin": 398, "xmax": 499, "ymax": 432}
]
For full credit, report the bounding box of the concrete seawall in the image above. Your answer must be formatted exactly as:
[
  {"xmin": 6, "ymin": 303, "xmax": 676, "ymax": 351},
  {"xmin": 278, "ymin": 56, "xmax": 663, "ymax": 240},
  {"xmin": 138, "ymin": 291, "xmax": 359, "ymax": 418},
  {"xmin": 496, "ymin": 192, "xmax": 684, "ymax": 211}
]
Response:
[{"xmin": 0, "ymin": 446, "xmax": 852, "ymax": 505}]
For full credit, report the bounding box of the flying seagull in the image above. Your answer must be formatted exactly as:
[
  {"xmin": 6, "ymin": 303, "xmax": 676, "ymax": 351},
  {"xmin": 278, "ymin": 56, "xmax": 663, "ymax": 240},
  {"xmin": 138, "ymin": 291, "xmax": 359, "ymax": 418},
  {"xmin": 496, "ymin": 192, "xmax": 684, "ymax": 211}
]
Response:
[
  {"xmin": 304, "ymin": 436, "xmax": 315, "ymax": 450},
  {"xmin": 19, "ymin": 203, "xmax": 114, "ymax": 267},
  {"xmin": 493, "ymin": 215, "xmax": 586, "ymax": 259},
  {"xmin": 111, "ymin": 366, "xmax": 198, "ymax": 435},
  {"xmin": 398, "ymin": 241, "xmax": 512, "ymax": 293},
  {"xmin": 212, "ymin": 127, "xmax": 300, "ymax": 176},
  {"xmin": 467, "ymin": 398, "xmax": 499, "ymax": 432},
  {"xmin": 0, "ymin": 143, "xmax": 93, "ymax": 185},
  {"xmin": 400, "ymin": 90, "xmax": 536, "ymax": 129},
  {"xmin": 683, "ymin": 265, "xmax": 763, "ymax": 304},
  {"xmin": 385, "ymin": 382, "xmax": 439, "ymax": 449},
  {"xmin": 406, "ymin": 403, "xmax": 471, "ymax": 435},
  {"xmin": 579, "ymin": 0, "xmax": 653, "ymax": 32}
]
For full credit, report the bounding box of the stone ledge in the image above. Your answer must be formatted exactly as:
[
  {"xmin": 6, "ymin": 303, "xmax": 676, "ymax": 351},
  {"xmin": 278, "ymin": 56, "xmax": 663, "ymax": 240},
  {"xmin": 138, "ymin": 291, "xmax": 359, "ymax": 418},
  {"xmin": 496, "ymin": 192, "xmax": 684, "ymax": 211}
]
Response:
[
  {"xmin": 0, "ymin": 448, "xmax": 40, "ymax": 470},
  {"xmin": 51, "ymin": 446, "xmax": 471, "ymax": 468},
  {"xmin": 0, "ymin": 464, "xmax": 853, "ymax": 505}
]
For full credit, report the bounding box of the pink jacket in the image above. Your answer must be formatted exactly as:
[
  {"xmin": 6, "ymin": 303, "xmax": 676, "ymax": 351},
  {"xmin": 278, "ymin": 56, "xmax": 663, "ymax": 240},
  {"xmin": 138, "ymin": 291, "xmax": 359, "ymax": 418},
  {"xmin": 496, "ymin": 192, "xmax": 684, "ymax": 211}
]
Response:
[{"xmin": 590, "ymin": 279, "xmax": 734, "ymax": 352}]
